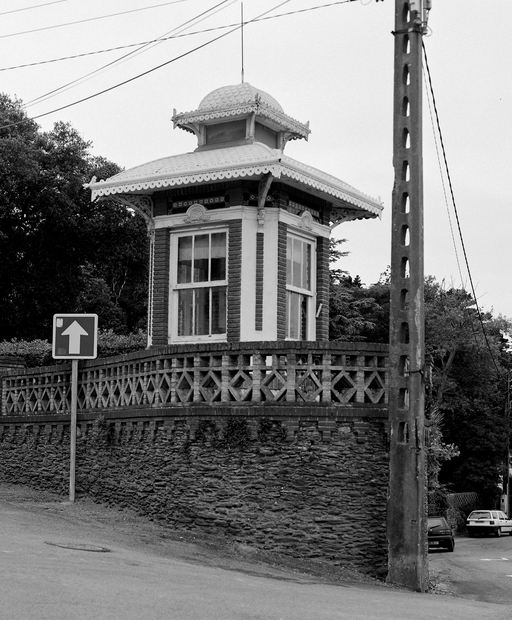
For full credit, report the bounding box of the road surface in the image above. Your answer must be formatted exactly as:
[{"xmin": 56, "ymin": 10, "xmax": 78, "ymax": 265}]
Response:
[
  {"xmin": 429, "ymin": 529, "xmax": 512, "ymax": 605},
  {"xmin": 0, "ymin": 484, "xmax": 510, "ymax": 620}
]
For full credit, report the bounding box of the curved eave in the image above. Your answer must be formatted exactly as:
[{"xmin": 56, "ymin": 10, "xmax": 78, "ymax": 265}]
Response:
[
  {"xmin": 279, "ymin": 156, "xmax": 382, "ymax": 218},
  {"xmin": 87, "ymin": 152, "xmax": 382, "ymax": 219}
]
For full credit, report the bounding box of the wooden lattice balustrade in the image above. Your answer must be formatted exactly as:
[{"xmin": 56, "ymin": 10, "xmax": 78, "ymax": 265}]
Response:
[{"xmin": 1, "ymin": 342, "xmax": 388, "ymax": 416}]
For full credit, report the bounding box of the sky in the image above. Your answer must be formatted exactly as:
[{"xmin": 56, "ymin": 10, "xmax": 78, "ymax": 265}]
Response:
[{"xmin": 1, "ymin": 0, "xmax": 511, "ymax": 318}]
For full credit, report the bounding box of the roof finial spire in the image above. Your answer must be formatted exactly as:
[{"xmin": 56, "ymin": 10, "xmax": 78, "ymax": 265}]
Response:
[{"xmin": 240, "ymin": 3, "xmax": 245, "ymax": 83}]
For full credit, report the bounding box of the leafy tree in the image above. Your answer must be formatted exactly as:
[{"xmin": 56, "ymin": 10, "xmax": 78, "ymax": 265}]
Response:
[
  {"xmin": 424, "ymin": 279, "xmax": 511, "ymax": 506},
  {"xmin": 0, "ymin": 94, "xmax": 149, "ymax": 340},
  {"xmin": 328, "ymin": 240, "xmax": 389, "ymax": 343},
  {"xmin": 328, "ymin": 261, "xmax": 511, "ymax": 506}
]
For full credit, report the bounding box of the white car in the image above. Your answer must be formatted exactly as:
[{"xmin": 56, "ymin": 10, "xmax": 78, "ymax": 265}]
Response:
[{"xmin": 466, "ymin": 510, "xmax": 512, "ymax": 537}]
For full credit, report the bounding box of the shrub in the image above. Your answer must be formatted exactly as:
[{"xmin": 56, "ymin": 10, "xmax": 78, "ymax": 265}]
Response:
[{"xmin": 0, "ymin": 329, "xmax": 147, "ymax": 368}]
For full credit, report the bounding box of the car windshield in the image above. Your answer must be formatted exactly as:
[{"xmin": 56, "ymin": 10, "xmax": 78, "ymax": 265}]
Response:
[
  {"xmin": 428, "ymin": 518, "xmax": 445, "ymax": 527},
  {"xmin": 469, "ymin": 511, "xmax": 491, "ymax": 519}
]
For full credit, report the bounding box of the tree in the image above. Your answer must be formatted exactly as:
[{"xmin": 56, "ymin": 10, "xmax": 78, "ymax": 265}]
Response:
[
  {"xmin": 0, "ymin": 94, "xmax": 149, "ymax": 340},
  {"xmin": 328, "ymin": 240, "xmax": 389, "ymax": 343},
  {"xmin": 328, "ymin": 263, "xmax": 511, "ymax": 506}
]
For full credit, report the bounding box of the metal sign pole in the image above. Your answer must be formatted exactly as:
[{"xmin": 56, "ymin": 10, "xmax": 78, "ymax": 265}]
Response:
[{"xmin": 69, "ymin": 359, "xmax": 78, "ymax": 503}]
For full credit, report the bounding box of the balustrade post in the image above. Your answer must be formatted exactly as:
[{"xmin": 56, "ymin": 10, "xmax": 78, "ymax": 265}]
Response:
[
  {"xmin": 154, "ymin": 359, "xmax": 161, "ymax": 406},
  {"xmin": 252, "ymin": 353, "xmax": 262, "ymax": 402},
  {"xmin": 221, "ymin": 353, "xmax": 230, "ymax": 402},
  {"xmin": 321, "ymin": 351, "xmax": 331, "ymax": 403},
  {"xmin": 286, "ymin": 351, "xmax": 296, "ymax": 402},
  {"xmin": 355, "ymin": 354, "xmax": 365, "ymax": 404}
]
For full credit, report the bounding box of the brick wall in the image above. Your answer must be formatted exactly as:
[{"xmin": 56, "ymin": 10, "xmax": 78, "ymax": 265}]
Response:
[
  {"xmin": 0, "ymin": 407, "xmax": 389, "ymax": 577},
  {"xmin": 255, "ymin": 232, "xmax": 264, "ymax": 331},
  {"xmin": 151, "ymin": 228, "xmax": 170, "ymax": 346},
  {"xmin": 227, "ymin": 220, "xmax": 242, "ymax": 342},
  {"xmin": 315, "ymin": 235, "xmax": 330, "ymax": 341},
  {"xmin": 276, "ymin": 221, "xmax": 287, "ymax": 340}
]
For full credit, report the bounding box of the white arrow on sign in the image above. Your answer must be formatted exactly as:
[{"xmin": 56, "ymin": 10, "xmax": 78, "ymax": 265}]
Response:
[{"xmin": 62, "ymin": 321, "xmax": 89, "ymax": 354}]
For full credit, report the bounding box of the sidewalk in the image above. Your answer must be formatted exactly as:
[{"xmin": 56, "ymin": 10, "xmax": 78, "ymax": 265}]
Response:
[{"xmin": 0, "ymin": 483, "xmax": 509, "ymax": 620}]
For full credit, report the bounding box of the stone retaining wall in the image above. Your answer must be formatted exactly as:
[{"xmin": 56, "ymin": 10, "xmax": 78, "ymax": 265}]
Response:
[{"xmin": 0, "ymin": 407, "xmax": 389, "ymax": 577}]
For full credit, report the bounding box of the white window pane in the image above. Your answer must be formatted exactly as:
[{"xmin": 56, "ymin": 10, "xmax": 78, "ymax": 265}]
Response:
[
  {"xmin": 292, "ymin": 238, "xmax": 302, "ymax": 288},
  {"xmin": 211, "ymin": 287, "xmax": 226, "ymax": 334},
  {"xmin": 194, "ymin": 287, "xmax": 210, "ymax": 334},
  {"xmin": 286, "ymin": 291, "xmax": 308, "ymax": 340},
  {"xmin": 288, "ymin": 292, "xmax": 300, "ymax": 339},
  {"xmin": 178, "ymin": 236, "xmax": 192, "ymax": 284},
  {"xmin": 194, "ymin": 234, "xmax": 209, "ymax": 282},
  {"xmin": 211, "ymin": 233, "xmax": 226, "ymax": 281},
  {"xmin": 178, "ymin": 289, "xmax": 193, "ymax": 336},
  {"xmin": 286, "ymin": 237, "xmax": 293, "ymax": 285}
]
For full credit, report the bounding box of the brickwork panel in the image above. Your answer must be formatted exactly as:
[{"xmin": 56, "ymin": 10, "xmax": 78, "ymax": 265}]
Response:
[
  {"xmin": 227, "ymin": 220, "xmax": 242, "ymax": 342},
  {"xmin": 152, "ymin": 229, "xmax": 170, "ymax": 346},
  {"xmin": 277, "ymin": 221, "xmax": 287, "ymax": 340},
  {"xmin": 255, "ymin": 232, "xmax": 264, "ymax": 331}
]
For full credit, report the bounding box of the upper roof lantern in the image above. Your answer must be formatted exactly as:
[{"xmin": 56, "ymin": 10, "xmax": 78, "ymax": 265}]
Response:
[
  {"xmin": 172, "ymin": 82, "xmax": 310, "ymax": 151},
  {"xmin": 198, "ymin": 83, "xmax": 284, "ymax": 112}
]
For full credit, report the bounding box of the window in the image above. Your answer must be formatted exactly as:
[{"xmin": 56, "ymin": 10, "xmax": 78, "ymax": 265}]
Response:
[
  {"xmin": 286, "ymin": 235, "xmax": 314, "ymax": 340},
  {"xmin": 174, "ymin": 231, "xmax": 227, "ymax": 339}
]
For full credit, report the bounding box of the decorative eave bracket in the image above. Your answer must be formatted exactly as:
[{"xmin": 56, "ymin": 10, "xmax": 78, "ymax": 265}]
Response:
[
  {"xmin": 257, "ymin": 173, "xmax": 274, "ymax": 227},
  {"xmin": 98, "ymin": 193, "xmax": 155, "ymax": 239}
]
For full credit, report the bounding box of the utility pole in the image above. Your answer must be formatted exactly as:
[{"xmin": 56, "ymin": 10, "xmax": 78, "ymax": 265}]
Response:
[{"xmin": 387, "ymin": 0, "xmax": 431, "ymax": 591}]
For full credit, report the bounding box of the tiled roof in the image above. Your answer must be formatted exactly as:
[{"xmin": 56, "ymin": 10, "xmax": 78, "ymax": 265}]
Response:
[
  {"xmin": 198, "ymin": 83, "xmax": 283, "ymax": 112},
  {"xmin": 87, "ymin": 143, "xmax": 382, "ymax": 218}
]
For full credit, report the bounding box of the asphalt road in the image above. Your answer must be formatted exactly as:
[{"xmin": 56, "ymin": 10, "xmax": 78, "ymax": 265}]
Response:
[
  {"xmin": 1, "ymin": 484, "xmax": 510, "ymax": 620},
  {"xmin": 429, "ymin": 530, "xmax": 512, "ymax": 605}
]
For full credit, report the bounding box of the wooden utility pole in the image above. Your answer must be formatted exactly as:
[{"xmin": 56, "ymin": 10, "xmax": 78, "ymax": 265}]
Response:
[{"xmin": 387, "ymin": 0, "xmax": 430, "ymax": 591}]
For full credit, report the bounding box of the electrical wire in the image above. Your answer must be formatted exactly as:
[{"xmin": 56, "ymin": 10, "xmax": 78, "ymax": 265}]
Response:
[
  {"xmin": 422, "ymin": 65, "xmax": 465, "ymax": 290},
  {"xmin": 422, "ymin": 41, "xmax": 503, "ymax": 377},
  {"xmin": 0, "ymin": 0, "xmax": 192, "ymax": 40},
  {"xmin": 0, "ymin": 0, "xmax": 72, "ymax": 16},
  {"xmin": 25, "ymin": 0, "xmax": 236, "ymax": 108},
  {"xmin": 0, "ymin": 0, "xmax": 359, "ymax": 121},
  {"xmin": 1, "ymin": 0, "xmax": 359, "ymax": 73},
  {"xmin": 0, "ymin": 0, "xmax": 295, "ymax": 131}
]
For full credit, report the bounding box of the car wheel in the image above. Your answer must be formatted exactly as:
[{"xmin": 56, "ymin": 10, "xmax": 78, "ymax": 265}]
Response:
[
  {"xmin": 446, "ymin": 539, "xmax": 454, "ymax": 552},
  {"xmin": 496, "ymin": 528, "xmax": 502, "ymax": 537},
  {"xmin": 468, "ymin": 531, "xmax": 475, "ymax": 538}
]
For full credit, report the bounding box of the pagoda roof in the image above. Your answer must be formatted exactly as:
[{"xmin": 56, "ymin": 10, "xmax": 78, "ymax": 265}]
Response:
[
  {"xmin": 87, "ymin": 143, "xmax": 382, "ymax": 220},
  {"xmin": 172, "ymin": 83, "xmax": 310, "ymax": 142}
]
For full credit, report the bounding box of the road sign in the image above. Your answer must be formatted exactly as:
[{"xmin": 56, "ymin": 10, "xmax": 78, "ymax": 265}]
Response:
[{"xmin": 52, "ymin": 314, "xmax": 98, "ymax": 359}]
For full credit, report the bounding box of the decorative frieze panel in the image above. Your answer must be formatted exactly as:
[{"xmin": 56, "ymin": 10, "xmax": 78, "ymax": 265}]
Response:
[{"xmin": 1, "ymin": 344, "xmax": 388, "ymax": 416}]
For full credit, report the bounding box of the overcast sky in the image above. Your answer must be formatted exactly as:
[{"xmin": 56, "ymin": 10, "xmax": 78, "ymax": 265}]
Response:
[{"xmin": 2, "ymin": 0, "xmax": 511, "ymax": 318}]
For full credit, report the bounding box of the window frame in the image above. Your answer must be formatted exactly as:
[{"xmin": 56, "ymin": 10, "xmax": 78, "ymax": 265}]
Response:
[
  {"xmin": 285, "ymin": 231, "xmax": 316, "ymax": 341},
  {"xmin": 169, "ymin": 227, "xmax": 228, "ymax": 343}
]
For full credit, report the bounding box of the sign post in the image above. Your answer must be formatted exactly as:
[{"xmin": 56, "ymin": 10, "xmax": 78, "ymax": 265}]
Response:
[
  {"xmin": 69, "ymin": 359, "xmax": 78, "ymax": 502},
  {"xmin": 52, "ymin": 314, "xmax": 98, "ymax": 503}
]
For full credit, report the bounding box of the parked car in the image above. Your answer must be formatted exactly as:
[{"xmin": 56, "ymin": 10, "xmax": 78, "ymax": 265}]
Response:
[
  {"xmin": 427, "ymin": 516, "xmax": 455, "ymax": 552},
  {"xmin": 466, "ymin": 510, "xmax": 512, "ymax": 537}
]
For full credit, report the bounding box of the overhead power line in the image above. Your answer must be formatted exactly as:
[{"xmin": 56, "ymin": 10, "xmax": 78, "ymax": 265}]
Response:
[
  {"xmin": 0, "ymin": 0, "xmax": 192, "ymax": 39},
  {"xmin": 422, "ymin": 42, "xmax": 503, "ymax": 377},
  {"xmin": 25, "ymin": 0, "xmax": 236, "ymax": 108},
  {"xmin": 0, "ymin": 0, "xmax": 300, "ymax": 130},
  {"xmin": 0, "ymin": 0, "xmax": 363, "ymax": 131},
  {"xmin": 1, "ymin": 0, "xmax": 358, "ymax": 73},
  {"xmin": 0, "ymin": 0, "xmax": 71, "ymax": 16}
]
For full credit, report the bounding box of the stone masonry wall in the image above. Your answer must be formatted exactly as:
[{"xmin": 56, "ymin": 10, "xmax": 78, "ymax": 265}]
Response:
[{"xmin": 0, "ymin": 408, "xmax": 389, "ymax": 577}]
